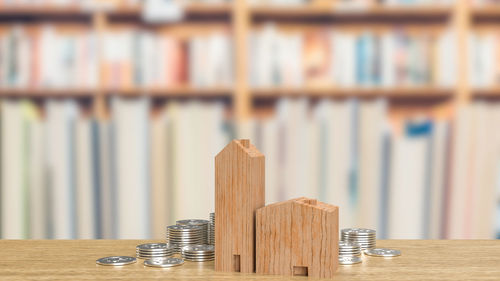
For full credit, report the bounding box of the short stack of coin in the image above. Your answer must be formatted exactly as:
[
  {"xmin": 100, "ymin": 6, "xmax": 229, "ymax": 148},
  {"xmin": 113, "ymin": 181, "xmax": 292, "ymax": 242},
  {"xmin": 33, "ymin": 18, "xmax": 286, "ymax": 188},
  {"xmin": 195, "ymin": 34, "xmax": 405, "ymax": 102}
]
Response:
[
  {"xmin": 181, "ymin": 245, "xmax": 214, "ymax": 262},
  {"xmin": 209, "ymin": 212, "xmax": 215, "ymax": 245},
  {"xmin": 176, "ymin": 219, "xmax": 209, "ymax": 243},
  {"xmin": 166, "ymin": 225, "xmax": 207, "ymax": 252},
  {"xmin": 339, "ymin": 241, "xmax": 361, "ymax": 257},
  {"xmin": 341, "ymin": 228, "xmax": 376, "ymax": 251},
  {"xmin": 136, "ymin": 243, "xmax": 176, "ymax": 259}
]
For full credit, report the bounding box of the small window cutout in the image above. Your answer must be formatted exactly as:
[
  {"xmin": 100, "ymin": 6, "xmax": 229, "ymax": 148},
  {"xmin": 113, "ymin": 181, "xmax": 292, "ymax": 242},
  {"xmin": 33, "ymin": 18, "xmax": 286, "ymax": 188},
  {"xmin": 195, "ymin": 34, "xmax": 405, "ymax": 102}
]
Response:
[
  {"xmin": 293, "ymin": 266, "xmax": 308, "ymax": 276},
  {"xmin": 233, "ymin": 255, "xmax": 241, "ymax": 272}
]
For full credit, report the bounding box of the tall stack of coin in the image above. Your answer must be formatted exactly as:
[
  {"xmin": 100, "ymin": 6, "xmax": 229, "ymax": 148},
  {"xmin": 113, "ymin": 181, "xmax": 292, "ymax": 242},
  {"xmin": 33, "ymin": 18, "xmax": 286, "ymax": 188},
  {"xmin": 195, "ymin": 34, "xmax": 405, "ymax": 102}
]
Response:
[
  {"xmin": 341, "ymin": 228, "xmax": 376, "ymax": 251},
  {"xmin": 181, "ymin": 245, "xmax": 215, "ymax": 262},
  {"xmin": 176, "ymin": 219, "xmax": 209, "ymax": 243},
  {"xmin": 209, "ymin": 212, "xmax": 215, "ymax": 245},
  {"xmin": 166, "ymin": 225, "xmax": 207, "ymax": 252},
  {"xmin": 339, "ymin": 241, "xmax": 362, "ymax": 257},
  {"xmin": 136, "ymin": 243, "xmax": 176, "ymax": 259}
]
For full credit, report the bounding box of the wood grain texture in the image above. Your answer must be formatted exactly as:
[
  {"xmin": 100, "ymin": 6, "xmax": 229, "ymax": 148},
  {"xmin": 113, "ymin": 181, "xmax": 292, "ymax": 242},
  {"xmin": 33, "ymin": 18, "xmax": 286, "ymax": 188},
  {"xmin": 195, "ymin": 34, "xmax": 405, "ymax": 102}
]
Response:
[
  {"xmin": 215, "ymin": 139, "xmax": 265, "ymax": 273},
  {"xmin": 0, "ymin": 240, "xmax": 499, "ymax": 280},
  {"xmin": 256, "ymin": 197, "xmax": 339, "ymax": 278}
]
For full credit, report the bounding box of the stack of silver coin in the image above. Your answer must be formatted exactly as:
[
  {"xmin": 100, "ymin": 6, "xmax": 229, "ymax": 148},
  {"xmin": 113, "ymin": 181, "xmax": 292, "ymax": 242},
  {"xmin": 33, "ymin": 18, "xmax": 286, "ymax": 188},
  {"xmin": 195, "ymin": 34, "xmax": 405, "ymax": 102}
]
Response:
[
  {"xmin": 166, "ymin": 225, "xmax": 207, "ymax": 252},
  {"xmin": 176, "ymin": 219, "xmax": 209, "ymax": 243},
  {"xmin": 341, "ymin": 228, "xmax": 376, "ymax": 251},
  {"xmin": 208, "ymin": 212, "xmax": 215, "ymax": 245},
  {"xmin": 181, "ymin": 245, "xmax": 215, "ymax": 262},
  {"xmin": 339, "ymin": 241, "xmax": 361, "ymax": 257},
  {"xmin": 136, "ymin": 243, "xmax": 176, "ymax": 259}
]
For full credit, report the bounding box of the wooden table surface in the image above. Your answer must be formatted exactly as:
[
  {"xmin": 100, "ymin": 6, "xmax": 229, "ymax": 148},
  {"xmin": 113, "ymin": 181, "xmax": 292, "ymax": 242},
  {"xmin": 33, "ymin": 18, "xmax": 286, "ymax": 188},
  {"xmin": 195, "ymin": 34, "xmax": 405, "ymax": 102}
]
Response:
[{"xmin": 0, "ymin": 240, "xmax": 499, "ymax": 280}]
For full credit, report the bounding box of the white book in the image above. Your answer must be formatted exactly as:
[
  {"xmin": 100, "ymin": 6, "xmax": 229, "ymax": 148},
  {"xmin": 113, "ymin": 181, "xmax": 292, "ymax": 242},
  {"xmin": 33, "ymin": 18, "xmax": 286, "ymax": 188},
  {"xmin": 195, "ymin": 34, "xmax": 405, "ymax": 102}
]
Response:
[
  {"xmin": 388, "ymin": 133, "xmax": 428, "ymax": 239},
  {"xmin": 112, "ymin": 97, "xmax": 150, "ymax": 239},
  {"xmin": 150, "ymin": 109, "xmax": 170, "ymax": 239},
  {"xmin": 470, "ymin": 102, "xmax": 498, "ymax": 238},
  {"xmin": 201, "ymin": 102, "xmax": 227, "ymax": 214},
  {"xmin": 46, "ymin": 100, "xmax": 78, "ymax": 239},
  {"xmin": 437, "ymin": 30, "xmax": 457, "ymax": 87},
  {"xmin": 357, "ymin": 99, "xmax": 387, "ymax": 230},
  {"xmin": 261, "ymin": 117, "xmax": 279, "ymax": 204},
  {"xmin": 329, "ymin": 99, "xmax": 355, "ymax": 230},
  {"xmin": 98, "ymin": 120, "xmax": 115, "ymax": 239},
  {"xmin": 29, "ymin": 114, "xmax": 47, "ymax": 239},
  {"xmin": 381, "ymin": 32, "xmax": 395, "ymax": 87},
  {"xmin": 75, "ymin": 117, "xmax": 96, "ymax": 239},
  {"xmin": 173, "ymin": 101, "xmax": 198, "ymax": 220},
  {"xmin": 278, "ymin": 98, "xmax": 308, "ymax": 200},
  {"xmin": 447, "ymin": 105, "xmax": 472, "ymax": 238},
  {"xmin": 428, "ymin": 120, "xmax": 449, "ymax": 239},
  {"xmin": 1, "ymin": 100, "xmax": 27, "ymax": 239}
]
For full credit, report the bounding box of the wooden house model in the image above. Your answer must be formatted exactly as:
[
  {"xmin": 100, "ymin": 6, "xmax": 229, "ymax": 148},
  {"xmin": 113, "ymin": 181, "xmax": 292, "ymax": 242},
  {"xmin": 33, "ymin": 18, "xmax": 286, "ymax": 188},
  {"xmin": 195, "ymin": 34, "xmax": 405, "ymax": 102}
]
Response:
[
  {"xmin": 256, "ymin": 197, "xmax": 339, "ymax": 278},
  {"xmin": 215, "ymin": 139, "xmax": 265, "ymax": 273}
]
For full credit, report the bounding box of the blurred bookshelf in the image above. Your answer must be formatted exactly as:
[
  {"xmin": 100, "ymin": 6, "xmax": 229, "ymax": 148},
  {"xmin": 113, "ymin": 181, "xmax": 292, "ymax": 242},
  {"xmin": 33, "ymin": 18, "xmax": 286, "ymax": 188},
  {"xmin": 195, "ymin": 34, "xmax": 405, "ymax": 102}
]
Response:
[{"xmin": 1, "ymin": 0, "xmax": 500, "ymax": 241}]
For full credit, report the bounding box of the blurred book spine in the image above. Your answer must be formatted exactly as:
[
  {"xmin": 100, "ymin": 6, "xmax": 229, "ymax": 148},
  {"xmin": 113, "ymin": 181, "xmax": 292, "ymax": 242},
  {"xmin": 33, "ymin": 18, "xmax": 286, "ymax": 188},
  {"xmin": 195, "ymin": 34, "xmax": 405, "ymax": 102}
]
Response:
[{"xmin": 249, "ymin": 25, "xmax": 457, "ymax": 89}]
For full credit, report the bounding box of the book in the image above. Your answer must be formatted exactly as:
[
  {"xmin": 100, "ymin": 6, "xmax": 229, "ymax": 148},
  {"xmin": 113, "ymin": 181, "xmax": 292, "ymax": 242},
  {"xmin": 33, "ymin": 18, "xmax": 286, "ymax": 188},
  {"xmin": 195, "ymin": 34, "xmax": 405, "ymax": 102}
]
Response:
[
  {"xmin": 45, "ymin": 99, "xmax": 78, "ymax": 239},
  {"xmin": 150, "ymin": 107, "xmax": 170, "ymax": 239},
  {"xmin": 75, "ymin": 116, "xmax": 97, "ymax": 239},
  {"xmin": 111, "ymin": 96, "xmax": 150, "ymax": 239}
]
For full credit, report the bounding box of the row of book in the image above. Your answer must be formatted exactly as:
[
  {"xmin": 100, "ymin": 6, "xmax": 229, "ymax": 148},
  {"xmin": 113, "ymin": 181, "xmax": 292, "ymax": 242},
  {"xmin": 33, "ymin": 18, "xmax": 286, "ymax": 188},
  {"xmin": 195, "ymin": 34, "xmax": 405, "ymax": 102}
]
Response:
[
  {"xmin": 469, "ymin": 32, "xmax": 500, "ymax": 88},
  {"xmin": 1, "ymin": 97, "xmax": 499, "ymax": 239},
  {"xmin": 102, "ymin": 29, "xmax": 233, "ymax": 89},
  {"xmin": 249, "ymin": 25, "xmax": 457, "ymax": 88},
  {"xmin": 241, "ymin": 98, "xmax": 500, "ymax": 239},
  {"xmin": 0, "ymin": 26, "xmax": 99, "ymax": 89},
  {"xmin": 0, "ymin": 25, "xmax": 233, "ymax": 89},
  {"xmin": 0, "ymin": 97, "xmax": 230, "ymax": 239}
]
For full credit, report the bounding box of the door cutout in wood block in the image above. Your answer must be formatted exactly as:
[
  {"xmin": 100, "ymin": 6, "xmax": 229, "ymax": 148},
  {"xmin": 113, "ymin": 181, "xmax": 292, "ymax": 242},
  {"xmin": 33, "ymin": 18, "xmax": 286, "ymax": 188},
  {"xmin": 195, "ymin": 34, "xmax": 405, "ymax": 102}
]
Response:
[
  {"xmin": 233, "ymin": 255, "xmax": 241, "ymax": 272},
  {"xmin": 293, "ymin": 266, "xmax": 308, "ymax": 276}
]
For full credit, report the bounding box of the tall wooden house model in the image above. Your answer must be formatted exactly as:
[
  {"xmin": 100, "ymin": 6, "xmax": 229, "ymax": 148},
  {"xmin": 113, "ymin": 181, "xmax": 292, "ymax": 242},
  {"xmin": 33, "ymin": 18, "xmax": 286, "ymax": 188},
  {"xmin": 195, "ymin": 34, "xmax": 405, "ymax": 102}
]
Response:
[{"xmin": 215, "ymin": 139, "xmax": 265, "ymax": 273}]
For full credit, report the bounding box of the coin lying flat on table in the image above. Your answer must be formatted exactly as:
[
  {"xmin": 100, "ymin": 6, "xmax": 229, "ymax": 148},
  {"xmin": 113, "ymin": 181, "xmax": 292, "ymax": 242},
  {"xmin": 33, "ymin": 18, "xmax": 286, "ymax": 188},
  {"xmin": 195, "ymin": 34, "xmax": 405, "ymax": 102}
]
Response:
[
  {"xmin": 339, "ymin": 256, "xmax": 362, "ymax": 265},
  {"xmin": 96, "ymin": 256, "xmax": 137, "ymax": 266},
  {"xmin": 144, "ymin": 257, "xmax": 185, "ymax": 268},
  {"xmin": 364, "ymin": 248, "xmax": 401, "ymax": 257}
]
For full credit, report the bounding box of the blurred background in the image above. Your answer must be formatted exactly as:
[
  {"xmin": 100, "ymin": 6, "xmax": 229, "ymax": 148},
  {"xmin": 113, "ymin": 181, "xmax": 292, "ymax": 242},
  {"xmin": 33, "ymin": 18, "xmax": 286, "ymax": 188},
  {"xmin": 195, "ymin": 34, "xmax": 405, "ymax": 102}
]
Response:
[{"xmin": 1, "ymin": 0, "xmax": 499, "ymax": 240}]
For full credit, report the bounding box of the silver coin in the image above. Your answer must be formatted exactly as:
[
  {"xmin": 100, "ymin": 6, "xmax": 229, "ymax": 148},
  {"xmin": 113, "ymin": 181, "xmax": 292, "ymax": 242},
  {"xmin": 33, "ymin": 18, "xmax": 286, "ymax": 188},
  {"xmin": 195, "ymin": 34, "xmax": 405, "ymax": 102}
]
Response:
[
  {"xmin": 342, "ymin": 228, "xmax": 376, "ymax": 234},
  {"xmin": 96, "ymin": 256, "xmax": 137, "ymax": 266},
  {"xmin": 144, "ymin": 257, "xmax": 184, "ymax": 268},
  {"xmin": 181, "ymin": 245, "xmax": 214, "ymax": 252},
  {"xmin": 339, "ymin": 256, "xmax": 362, "ymax": 265},
  {"xmin": 177, "ymin": 219, "xmax": 209, "ymax": 225},
  {"xmin": 364, "ymin": 248, "xmax": 401, "ymax": 257},
  {"xmin": 137, "ymin": 243, "xmax": 171, "ymax": 251}
]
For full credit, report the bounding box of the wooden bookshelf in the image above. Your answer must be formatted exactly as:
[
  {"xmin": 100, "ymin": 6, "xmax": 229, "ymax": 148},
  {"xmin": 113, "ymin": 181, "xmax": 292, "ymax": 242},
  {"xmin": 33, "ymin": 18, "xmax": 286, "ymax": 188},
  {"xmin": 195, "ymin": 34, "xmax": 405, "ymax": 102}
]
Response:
[
  {"xmin": 105, "ymin": 87, "xmax": 233, "ymax": 98},
  {"xmin": 252, "ymin": 87, "xmax": 454, "ymax": 99},
  {"xmin": 0, "ymin": 88, "xmax": 94, "ymax": 98},
  {"xmin": 0, "ymin": 0, "xmax": 493, "ymax": 120},
  {"xmin": 251, "ymin": 5, "xmax": 451, "ymax": 21}
]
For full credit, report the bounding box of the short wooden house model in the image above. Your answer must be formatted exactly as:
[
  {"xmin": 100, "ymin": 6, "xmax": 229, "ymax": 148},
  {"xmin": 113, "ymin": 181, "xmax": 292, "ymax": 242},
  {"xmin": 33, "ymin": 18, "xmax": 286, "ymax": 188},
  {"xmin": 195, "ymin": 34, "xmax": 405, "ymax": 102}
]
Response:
[
  {"xmin": 256, "ymin": 197, "xmax": 339, "ymax": 278},
  {"xmin": 215, "ymin": 139, "xmax": 265, "ymax": 273}
]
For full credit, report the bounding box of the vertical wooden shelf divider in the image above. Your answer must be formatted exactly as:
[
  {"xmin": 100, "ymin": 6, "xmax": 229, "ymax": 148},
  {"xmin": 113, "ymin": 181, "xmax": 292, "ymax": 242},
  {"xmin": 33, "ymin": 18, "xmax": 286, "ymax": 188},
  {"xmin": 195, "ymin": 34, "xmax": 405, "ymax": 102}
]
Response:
[
  {"xmin": 92, "ymin": 11, "xmax": 108, "ymax": 120},
  {"xmin": 454, "ymin": 0, "xmax": 472, "ymax": 107},
  {"xmin": 233, "ymin": 0, "xmax": 251, "ymax": 122}
]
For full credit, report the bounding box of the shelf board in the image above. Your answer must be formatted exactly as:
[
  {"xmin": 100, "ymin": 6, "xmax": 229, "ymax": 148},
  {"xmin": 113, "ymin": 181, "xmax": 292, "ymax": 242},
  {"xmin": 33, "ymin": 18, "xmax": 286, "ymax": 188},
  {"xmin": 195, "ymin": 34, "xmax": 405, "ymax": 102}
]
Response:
[
  {"xmin": 0, "ymin": 6, "xmax": 92, "ymax": 20},
  {"xmin": 0, "ymin": 88, "xmax": 94, "ymax": 97},
  {"xmin": 0, "ymin": 3, "xmax": 231, "ymax": 21},
  {"xmin": 106, "ymin": 3, "xmax": 231, "ymax": 21},
  {"xmin": 472, "ymin": 6, "xmax": 500, "ymax": 21},
  {"xmin": 473, "ymin": 88, "xmax": 500, "ymax": 98},
  {"xmin": 252, "ymin": 87, "xmax": 454, "ymax": 99},
  {"xmin": 251, "ymin": 5, "xmax": 451, "ymax": 22},
  {"xmin": 105, "ymin": 86, "xmax": 233, "ymax": 98}
]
